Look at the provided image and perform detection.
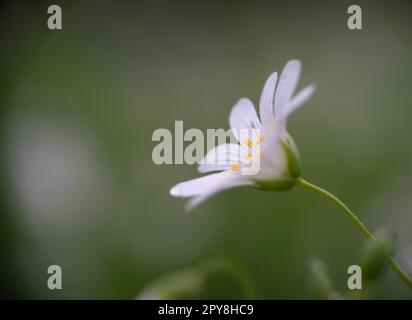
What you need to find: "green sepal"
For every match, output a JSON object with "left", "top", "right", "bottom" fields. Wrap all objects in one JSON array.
[{"left": 281, "top": 134, "right": 301, "bottom": 179}]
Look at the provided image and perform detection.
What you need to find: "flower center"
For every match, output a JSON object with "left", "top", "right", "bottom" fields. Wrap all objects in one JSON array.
[
  {"left": 232, "top": 135, "right": 266, "bottom": 171},
  {"left": 230, "top": 163, "right": 241, "bottom": 171},
  {"left": 244, "top": 135, "right": 264, "bottom": 147}
]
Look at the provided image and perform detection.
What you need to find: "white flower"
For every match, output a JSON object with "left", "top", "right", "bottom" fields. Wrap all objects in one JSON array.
[{"left": 170, "top": 60, "right": 315, "bottom": 209}]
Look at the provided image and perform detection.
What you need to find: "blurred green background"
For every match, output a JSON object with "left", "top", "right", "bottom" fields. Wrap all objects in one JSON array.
[{"left": 1, "top": 0, "right": 412, "bottom": 299}]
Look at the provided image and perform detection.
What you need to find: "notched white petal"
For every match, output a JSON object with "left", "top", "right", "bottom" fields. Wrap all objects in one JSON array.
[
  {"left": 284, "top": 84, "right": 316, "bottom": 117},
  {"left": 170, "top": 171, "right": 252, "bottom": 210},
  {"left": 259, "top": 72, "right": 277, "bottom": 130},
  {"left": 170, "top": 171, "right": 236, "bottom": 199},
  {"left": 185, "top": 176, "right": 253, "bottom": 210},
  {"left": 274, "top": 59, "right": 301, "bottom": 117},
  {"left": 229, "top": 98, "right": 262, "bottom": 142}
]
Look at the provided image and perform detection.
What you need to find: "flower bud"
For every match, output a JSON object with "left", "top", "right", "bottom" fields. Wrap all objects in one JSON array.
[{"left": 359, "top": 229, "right": 395, "bottom": 283}]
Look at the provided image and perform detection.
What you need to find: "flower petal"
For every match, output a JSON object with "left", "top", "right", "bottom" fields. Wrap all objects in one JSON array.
[
  {"left": 229, "top": 98, "right": 262, "bottom": 142},
  {"left": 259, "top": 72, "right": 277, "bottom": 130},
  {"left": 170, "top": 171, "right": 252, "bottom": 210},
  {"left": 198, "top": 143, "right": 248, "bottom": 173},
  {"left": 170, "top": 171, "right": 237, "bottom": 198},
  {"left": 283, "top": 85, "right": 315, "bottom": 117},
  {"left": 274, "top": 60, "right": 301, "bottom": 118},
  {"left": 258, "top": 121, "right": 287, "bottom": 179}
]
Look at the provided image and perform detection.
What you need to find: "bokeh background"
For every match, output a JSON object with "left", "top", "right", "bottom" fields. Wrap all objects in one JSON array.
[{"left": 1, "top": 0, "right": 412, "bottom": 299}]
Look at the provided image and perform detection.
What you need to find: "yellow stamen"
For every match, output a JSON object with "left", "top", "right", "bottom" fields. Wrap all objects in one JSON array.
[
  {"left": 245, "top": 138, "right": 253, "bottom": 147},
  {"left": 256, "top": 135, "right": 265, "bottom": 144},
  {"left": 230, "top": 163, "right": 241, "bottom": 171},
  {"left": 245, "top": 152, "right": 252, "bottom": 160}
]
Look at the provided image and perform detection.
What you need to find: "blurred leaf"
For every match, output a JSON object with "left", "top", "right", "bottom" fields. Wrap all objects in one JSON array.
[{"left": 307, "top": 258, "right": 342, "bottom": 300}]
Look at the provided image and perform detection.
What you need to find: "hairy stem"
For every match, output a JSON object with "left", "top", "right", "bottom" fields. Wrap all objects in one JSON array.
[{"left": 296, "top": 177, "right": 412, "bottom": 290}]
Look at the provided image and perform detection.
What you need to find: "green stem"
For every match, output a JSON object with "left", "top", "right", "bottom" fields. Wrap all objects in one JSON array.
[{"left": 296, "top": 177, "right": 412, "bottom": 290}]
